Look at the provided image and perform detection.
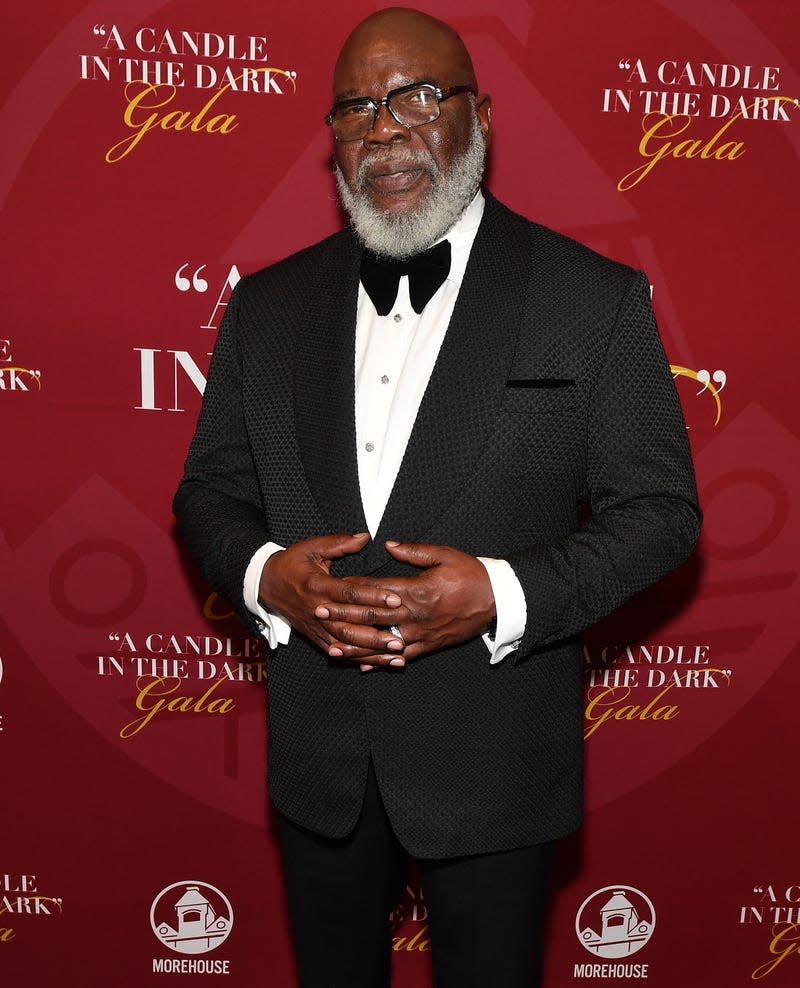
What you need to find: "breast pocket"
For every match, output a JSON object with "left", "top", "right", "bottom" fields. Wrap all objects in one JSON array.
[{"left": 496, "top": 382, "right": 588, "bottom": 484}]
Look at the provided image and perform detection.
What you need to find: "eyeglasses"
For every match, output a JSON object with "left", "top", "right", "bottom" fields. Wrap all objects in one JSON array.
[{"left": 325, "top": 81, "right": 475, "bottom": 142}]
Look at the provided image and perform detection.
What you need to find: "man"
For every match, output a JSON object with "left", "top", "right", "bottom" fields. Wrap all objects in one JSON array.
[{"left": 174, "top": 8, "right": 700, "bottom": 986}]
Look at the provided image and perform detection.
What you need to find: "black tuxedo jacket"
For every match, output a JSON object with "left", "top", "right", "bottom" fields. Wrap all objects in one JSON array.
[{"left": 174, "top": 192, "right": 700, "bottom": 857}]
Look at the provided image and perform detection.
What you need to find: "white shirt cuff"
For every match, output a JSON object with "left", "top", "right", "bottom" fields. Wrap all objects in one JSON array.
[
  {"left": 477, "top": 557, "right": 526, "bottom": 664},
  {"left": 243, "top": 542, "right": 292, "bottom": 648}
]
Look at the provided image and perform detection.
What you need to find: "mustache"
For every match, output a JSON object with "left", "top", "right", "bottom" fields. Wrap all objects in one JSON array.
[{"left": 356, "top": 148, "right": 437, "bottom": 187}]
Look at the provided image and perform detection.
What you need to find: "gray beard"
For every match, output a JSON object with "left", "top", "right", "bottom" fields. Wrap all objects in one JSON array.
[{"left": 334, "top": 112, "right": 486, "bottom": 259}]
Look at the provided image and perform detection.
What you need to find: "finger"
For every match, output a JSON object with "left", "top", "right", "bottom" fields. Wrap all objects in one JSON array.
[
  {"left": 310, "top": 531, "right": 371, "bottom": 560},
  {"left": 325, "top": 623, "right": 405, "bottom": 653},
  {"left": 360, "top": 657, "right": 406, "bottom": 672},
  {"left": 314, "top": 603, "right": 411, "bottom": 625},
  {"left": 304, "top": 573, "right": 402, "bottom": 610},
  {"left": 326, "top": 580, "right": 403, "bottom": 609},
  {"left": 299, "top": 620, "right": 404, "bottom": 663},
  {"left": 327, "top": 642, "right": 401, "bottom": 659},
  {"left": 362, "top": 658, "right": 406, "bottom": 669},
  {"left": 334, "top": 652, "right": 404, "bottom": 668},
  {"left": 398, "top": 640, "right": 429, "bottom": 661},
  {"left": 341, "top": 575, "right": 415, "bottom": 599},
  {"left": 384, "top": 540, "right": 447, "bottom": 569}
]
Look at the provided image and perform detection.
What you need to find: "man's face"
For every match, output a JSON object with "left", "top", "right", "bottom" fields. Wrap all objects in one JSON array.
[{"left": 332, "top": 30, "right": 491, "bottom": 218}]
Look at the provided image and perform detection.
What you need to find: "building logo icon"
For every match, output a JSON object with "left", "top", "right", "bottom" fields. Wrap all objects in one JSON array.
[
  {"left": 150, "top": 880, "right": 233, "bottom": 955},
  {"left": 575, "top": 885, "right": 655, "bottom": 958}
]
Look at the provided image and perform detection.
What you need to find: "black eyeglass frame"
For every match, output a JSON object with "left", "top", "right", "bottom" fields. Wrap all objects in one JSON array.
[{"left": 325, "top": 81, "right": 476, "bottom": 140}]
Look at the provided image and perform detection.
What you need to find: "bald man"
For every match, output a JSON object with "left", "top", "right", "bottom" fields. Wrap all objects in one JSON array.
[{"left": 175, "top": 8, "right": 700, "bottom": 986}]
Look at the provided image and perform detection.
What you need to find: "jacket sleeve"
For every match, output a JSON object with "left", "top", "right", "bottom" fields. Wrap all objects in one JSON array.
[
  {"left": 172, "top": 281, "right": 268, "bottom": 634},
  {"left": 506, "top": 270, "right": 701, "bottom": 653}
]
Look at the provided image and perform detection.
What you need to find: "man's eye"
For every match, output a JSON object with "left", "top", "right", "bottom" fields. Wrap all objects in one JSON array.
[
  {"left": 338, "top": 102, "right": 372, "bottom": 118},
  {"left": 405, "top": 88, "right": 436, "bottom": 107}
]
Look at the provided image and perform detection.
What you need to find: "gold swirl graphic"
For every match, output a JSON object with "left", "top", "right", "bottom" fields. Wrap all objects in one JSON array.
[{"left": 671, "top": 364, "right": 726, "bottom": 425}]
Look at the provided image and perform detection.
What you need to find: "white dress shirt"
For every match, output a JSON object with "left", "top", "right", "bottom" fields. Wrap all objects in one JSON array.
[{"left": 244, "top": 192, "right": 526, "bottom": 662}]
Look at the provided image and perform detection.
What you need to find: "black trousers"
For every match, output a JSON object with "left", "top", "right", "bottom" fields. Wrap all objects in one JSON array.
[{"left": 277, "top": 764, "right": 555, "bottom": 987}]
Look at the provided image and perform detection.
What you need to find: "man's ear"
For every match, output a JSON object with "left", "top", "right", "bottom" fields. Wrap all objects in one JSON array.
[{"left": 476, "top": 93, "right": 492, "bottom": 148}]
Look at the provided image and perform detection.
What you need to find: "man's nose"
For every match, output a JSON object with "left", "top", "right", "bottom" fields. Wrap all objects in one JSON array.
[{"left": 365, "top": 102, "right": 410, "bottom": 144}]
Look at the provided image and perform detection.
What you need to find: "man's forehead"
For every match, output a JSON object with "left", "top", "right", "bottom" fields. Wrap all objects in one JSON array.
[
  {"left": 334, "top": 49, "right": 449, "bottom": 100},
  {"left": 332, "top": 17, "right": 473, "bottom": 100}
]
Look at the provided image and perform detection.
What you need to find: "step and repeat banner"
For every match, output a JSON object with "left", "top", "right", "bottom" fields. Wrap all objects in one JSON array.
[{"left": 2, "top": 1, "right": 798, "bottom": 985}]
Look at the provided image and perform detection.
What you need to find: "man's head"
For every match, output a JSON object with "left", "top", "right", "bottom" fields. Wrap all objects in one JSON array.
[{"left": 329, "top": 8, "right": 492, "bottom": 258}]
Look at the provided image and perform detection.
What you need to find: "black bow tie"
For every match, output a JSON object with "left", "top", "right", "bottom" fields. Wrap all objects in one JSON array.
[{"left": 360, "top": 240, "right": 451, "bottom": 316}]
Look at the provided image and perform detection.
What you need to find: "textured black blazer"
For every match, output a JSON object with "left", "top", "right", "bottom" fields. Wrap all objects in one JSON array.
[{"left": 174, "top": 192, "right": 700, "bottom": 857}]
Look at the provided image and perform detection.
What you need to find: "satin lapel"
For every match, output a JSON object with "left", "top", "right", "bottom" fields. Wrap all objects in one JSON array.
[
  {"left": 292, "top": 231, "right": 369, "bottom": 543},
  {"left": 361, "top": 195, "right": 534, "bottom": 572}
]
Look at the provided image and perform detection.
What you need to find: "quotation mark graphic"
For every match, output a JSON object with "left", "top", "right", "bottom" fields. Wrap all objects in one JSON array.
[
  {"left": 618, "top": 58, "right": 631, "bottom": 70},
  {"left": 695, "top": 368, "right": 727, "bottom": 396},
  {"left": 175, "top": 263, "right": 209, "bottom": 293},
  {"left": 92, "top": 25, "right": 106, "bottom": 36}
]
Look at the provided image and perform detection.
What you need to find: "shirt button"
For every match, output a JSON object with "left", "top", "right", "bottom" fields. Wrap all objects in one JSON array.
[
  {"left": 381, "top": 375, "right": 389, "bottom": 384},
  {"left": 365, "top": 442, "right": 375, "bottom": 452},
  {"left": 393, "top": 313, "right": 402, "bottom": 323}
]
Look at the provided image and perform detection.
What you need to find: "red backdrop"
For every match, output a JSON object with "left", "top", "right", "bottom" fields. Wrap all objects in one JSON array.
[{"left": 2, "top": 1, "right": 799, "bottom": 984}]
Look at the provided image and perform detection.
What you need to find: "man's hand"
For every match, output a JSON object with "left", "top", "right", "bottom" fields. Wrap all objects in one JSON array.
[
  {"left": 259, "top": 533, "right": 408, "bottom": 667},
  {"left": 316, "top": 541, "right": 497, "bottom": 666}
]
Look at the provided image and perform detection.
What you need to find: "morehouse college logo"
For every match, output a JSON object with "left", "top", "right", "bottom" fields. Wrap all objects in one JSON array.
[
  {"left": 150, "top": 880, "right": 233, "bottom": 975},
  {"left": 574, "top": 885, "right": 655, "bottom": 980}
]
